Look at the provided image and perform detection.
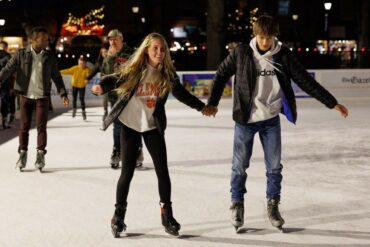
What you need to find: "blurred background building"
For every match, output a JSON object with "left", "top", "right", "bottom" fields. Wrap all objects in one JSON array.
[{"left": 0, "top": 0, "right": 369, "bottom": 70}]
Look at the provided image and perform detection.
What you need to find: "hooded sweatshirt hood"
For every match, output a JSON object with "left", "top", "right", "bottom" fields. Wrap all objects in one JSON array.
[
  {"left": 249, "top": 37, "right": 282, "bottom": 72},
  {"left": 248, "top": 37, "right": 283, "bottom": 123}
]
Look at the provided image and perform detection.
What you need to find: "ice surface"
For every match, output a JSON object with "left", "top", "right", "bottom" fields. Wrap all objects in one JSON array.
[{"left": 0, "top": 97, "right": 369, "bottom": 246}]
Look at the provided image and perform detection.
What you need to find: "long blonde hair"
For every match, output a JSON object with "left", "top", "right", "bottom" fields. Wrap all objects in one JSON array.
[{"left": 116, "top": 33, "right": 175, "bottom": 98}]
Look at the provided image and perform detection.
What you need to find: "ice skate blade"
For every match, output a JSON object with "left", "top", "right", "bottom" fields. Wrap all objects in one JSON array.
[
  {"left": 15, "top": 165, "right": 25, "bottom": 172},
  {"left": 111, "top": 228, "right": 121, "bottom": 238},
  {"left": 165, "top": 228, "right": 179, "bottom": 237},
  {"left": 276, "top": 226, "right": 284, "bottom": 233},
  {"left": 111, "top": 225, "right": 126, "bottom": 238},
  {"left": 111, "top": 163, "right": 119, "bottom": 169}
]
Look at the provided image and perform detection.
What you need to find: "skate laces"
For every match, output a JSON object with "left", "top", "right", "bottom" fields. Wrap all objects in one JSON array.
[
  {"left": 268, "top": 200, "right": 282, "bottom": 219},
  {"left": 36, "top": 152, "right": 45, "bottom": 163},
  {"left": 230, "top": 202, "right": 244, "bottom": 221}
]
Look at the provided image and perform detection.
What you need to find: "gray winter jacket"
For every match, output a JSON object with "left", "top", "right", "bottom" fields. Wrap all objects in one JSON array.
[{"left": 0, "top": 46, "right": 67, "bottom": 97}]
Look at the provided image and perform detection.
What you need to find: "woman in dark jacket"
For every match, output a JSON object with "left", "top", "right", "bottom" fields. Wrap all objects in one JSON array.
[{"left": 92, "top": 32, "right": 205, "bottom": 237}]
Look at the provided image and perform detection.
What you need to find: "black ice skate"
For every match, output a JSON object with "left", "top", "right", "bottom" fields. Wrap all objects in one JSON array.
[
  {"left": 16, "top": 150, "right": 27, "bottom": 171},
  {"left": 2, "top": 118, "right": 11, "bottom": 129},
  {"left": 110, "top": 146, "right": 120, "bottom": 169},
  {"left": 35, "top": 150, "right": 46, "bottom": 172},
  {"left": 160, "top": 202, "right": 181, "bottom": 236},
  {"left": 267, "top": 198, "right": 285, "bottom": 232},
  {"left": 82, "top": 110, "right": 87, "bottom": 120},
  {"left": 230, "top": 201, "right": 244, "bottom": 231},
  {"left": 111, "top": 206, "right": 127, "bottom": 238},
  {"left": 7, "top": 114, "right": 15, "bottom": 125},
  {"left": 72, "top": 108, "right": 76, "bottom": 118}
]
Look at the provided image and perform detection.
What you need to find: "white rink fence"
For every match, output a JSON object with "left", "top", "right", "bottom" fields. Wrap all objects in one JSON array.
[{"left": 50, "top": 69, "right": 370, "bottom": 107}]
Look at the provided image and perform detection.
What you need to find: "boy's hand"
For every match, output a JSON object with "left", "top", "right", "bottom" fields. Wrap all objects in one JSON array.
[
  {"left": 202, "top": 104, "right": 218, "bottom": 117},
  {"left": 335, "top": 104, "right": 348, "bottom": 118},
  {"left": 62, "top": 96, "right": 69, "bottom": 107}
]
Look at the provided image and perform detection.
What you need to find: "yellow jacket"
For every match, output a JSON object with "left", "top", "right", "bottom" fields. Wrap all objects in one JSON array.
[{"left": 60, "top": 66, "right": 90, "bottom": 88}]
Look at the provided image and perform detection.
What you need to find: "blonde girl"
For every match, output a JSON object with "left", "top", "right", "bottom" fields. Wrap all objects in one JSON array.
[{"left": 92, "top": 33, "right": 206, "bottom": 237}]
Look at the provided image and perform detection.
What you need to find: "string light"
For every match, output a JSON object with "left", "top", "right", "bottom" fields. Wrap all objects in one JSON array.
[{"left": 63, "top": 6, "right": 105, "bottom": 35}]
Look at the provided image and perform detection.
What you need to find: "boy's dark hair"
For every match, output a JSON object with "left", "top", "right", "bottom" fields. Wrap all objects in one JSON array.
[
  {"left": 29, "top": 26, "right": 48, "bottom": 39},
  {"left": 253, "top": 14, "right": 279, "bottom": 36},
  {"left": 0, "top": 40, "right": 8, "bottom": 48}
]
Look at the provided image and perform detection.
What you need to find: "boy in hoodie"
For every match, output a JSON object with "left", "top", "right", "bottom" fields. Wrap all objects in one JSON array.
[{"left": 203, "top": 15, "right": 348, "bottom": 231}]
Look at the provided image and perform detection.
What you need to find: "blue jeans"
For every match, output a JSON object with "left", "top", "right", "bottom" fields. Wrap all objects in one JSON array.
[{"left": 231, "top": 116, "right": 283, "bottom": 202}]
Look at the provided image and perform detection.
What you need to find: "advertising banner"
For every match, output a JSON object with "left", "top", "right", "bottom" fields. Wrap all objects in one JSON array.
[{"left": 178, "top": 72, "right": 232, "bottom": 98}]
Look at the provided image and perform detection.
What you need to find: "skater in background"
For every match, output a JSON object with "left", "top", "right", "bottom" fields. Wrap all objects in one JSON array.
[
  {"left": 0, "top": 41, "right": 15, "bottom": 129},
  {"left": 88, "top": 29, "right": 144, "bottom": 169},
  {"left": 92, "top": 32, "right": 207, "bottom": 237},
  {"left": 60, "top": 56, "right": 90, "bottom": 120},
  {"left": 0, "top": 26, "right": 69, "bottom": 171},
  {"left": 87, "top": 43, "right": 109, "bottom": 88},
  {"left": 86, "top": 42, "right": 108, "bottom": 104},
  {"left": 202, "top": 14, "right": 348, "bottom": 231}
]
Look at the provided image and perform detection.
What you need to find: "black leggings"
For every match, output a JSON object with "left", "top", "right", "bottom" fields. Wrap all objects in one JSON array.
[
  {"left": 115, "top": 125, "right": 171, "bottom": 209},
  {"left": 72, "top": 87, "right": 86, "bottom": 110}
]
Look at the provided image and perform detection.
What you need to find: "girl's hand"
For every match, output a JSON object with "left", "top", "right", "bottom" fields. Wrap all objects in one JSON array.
[{"left": 92, "top": 85, "right": 103, "bottom": 95}]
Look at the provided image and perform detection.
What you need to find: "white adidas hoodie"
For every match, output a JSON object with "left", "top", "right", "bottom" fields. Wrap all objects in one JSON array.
[{"left": 248, "top": 37, "right": 283, "bottom": 123}]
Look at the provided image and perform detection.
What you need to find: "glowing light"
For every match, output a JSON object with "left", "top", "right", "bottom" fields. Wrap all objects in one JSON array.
[
  {"left": 132, "top": 6, "right": 139, "bottom": 13},
  {"left": 62, "top": 6, "right": 105, "bottom": 36},
  {"left": 324, "top": 2, "right": 332, "bottom": 11}
]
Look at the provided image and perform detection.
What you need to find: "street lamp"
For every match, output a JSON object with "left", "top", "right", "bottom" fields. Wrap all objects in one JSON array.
[
  {"left": 292, "top": 15, "right": 299, "bottom": 49},
  {"left": 324, "top": 2, "right": 332, "bottom": 32},
  {"left": 0, "top": 19, "right": 5, "bottom": 39},
  {"left": 324, "top": 2, "right": 332, "bottom": 53}
]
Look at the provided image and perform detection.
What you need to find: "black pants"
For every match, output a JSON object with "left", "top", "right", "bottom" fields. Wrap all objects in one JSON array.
[
  {"left": 72, "top": 87, "right": 86, "bottom": 110},
  {"left": 115, "top": 125, "right": 171, "bottom": 210},
  {"left": 0, "top": 91, "right": 10, "bottom": 118}
]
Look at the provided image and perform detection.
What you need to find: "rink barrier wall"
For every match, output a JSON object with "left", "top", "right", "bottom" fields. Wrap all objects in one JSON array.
[{"left": 50, "top": 69, "right": 370, "bottom": 107}]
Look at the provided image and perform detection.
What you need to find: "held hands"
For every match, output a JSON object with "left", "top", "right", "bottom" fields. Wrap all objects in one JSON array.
[
  {"left": 335, "top": 104, "right": 349, "bottom": 118},
  {"left": 91, "top": 85, "right": 103, "bottom": 95},
  {"left": 201, "top": 104, "right": 218, "bottom": 117},
  {"left": 62, "top": 96, "right": 69, "bottom": 107}
]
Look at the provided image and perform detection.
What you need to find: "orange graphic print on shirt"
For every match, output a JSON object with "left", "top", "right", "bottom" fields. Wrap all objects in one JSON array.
[{"left": 136, "top": 81, "right": 160, "bottom": 108}]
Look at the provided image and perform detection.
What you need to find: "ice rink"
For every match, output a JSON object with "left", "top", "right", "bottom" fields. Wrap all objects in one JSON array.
[{"left": 0, "top": 97, "right": 369, "bottom": 247}]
